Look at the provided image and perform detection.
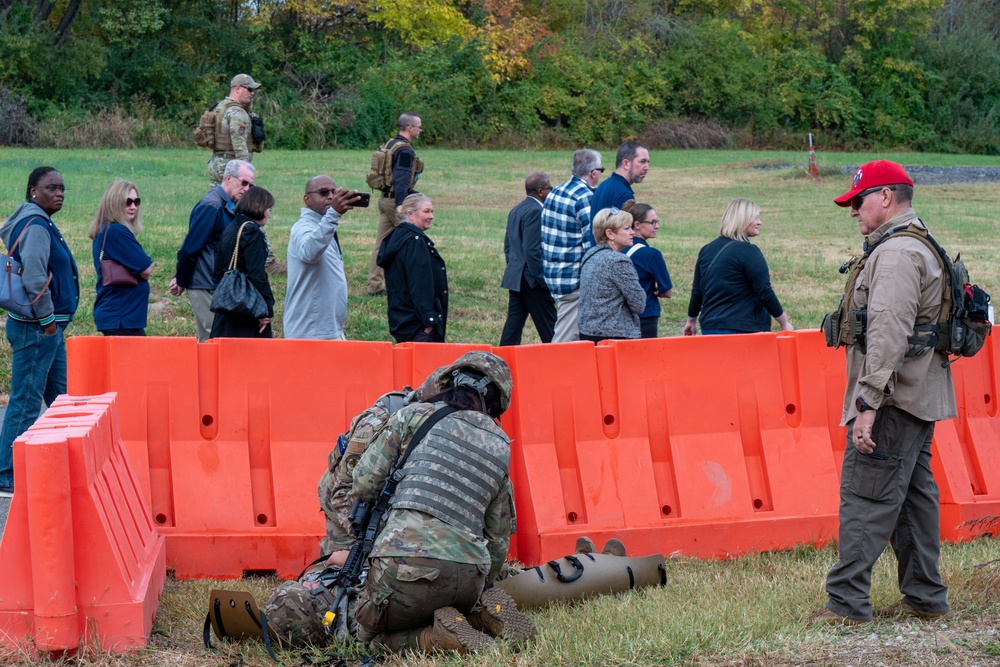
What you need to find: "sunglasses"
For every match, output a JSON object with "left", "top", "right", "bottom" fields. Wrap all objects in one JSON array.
[
  {"left": 850, "top": 185, "right": 896, "bottom": 210},
  {"left": 125, "top": 197, "right": 141, "bottom": 207},
  {"left": 240, "top": 179, "right": 254, "bottom": 188},
  {"left": 593, "top": 167, "right": 606, "bottom": 173},
  {"left": 306, "top": 188, "right": 335, "bottom": 197}
]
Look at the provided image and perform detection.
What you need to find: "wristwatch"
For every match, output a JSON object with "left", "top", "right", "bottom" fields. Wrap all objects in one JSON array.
[{"left": 855, "top": 396, "right": 875, "bottom": 413}]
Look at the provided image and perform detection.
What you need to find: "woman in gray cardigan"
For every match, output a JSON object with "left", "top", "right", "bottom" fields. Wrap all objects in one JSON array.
[{"left": 578, "top": 206, "right": 646, "bottom": 341}]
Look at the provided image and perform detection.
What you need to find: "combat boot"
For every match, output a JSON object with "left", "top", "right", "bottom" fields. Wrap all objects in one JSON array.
[
  {"left": 601, "top": 538, "right": 626, "bottom": 557},
  {"left": 468, "top": 588, "right": 537, "bottom": 643},
  {"left": 418, "top": 607, "right": 496, "bottom": 654}
]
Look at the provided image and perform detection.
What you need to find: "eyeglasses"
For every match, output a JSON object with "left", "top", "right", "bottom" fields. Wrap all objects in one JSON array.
[
  {"left": 41, "top": 184, "right": 65, "bottom": 193},
  {"left": 306, "top": 188, "right": 335, "bottom": 197},
  {"left": 850, "top": 185, "right": 896, "bottom": 210},
  {"left": 125, "top": 197, "right": 141, "bottom": 207},
  {"left": 593, "top": 167, "right": 605, "bottom": 173},
  {"left": 641, "top": 219, "right": 660, "bottom": 226}
]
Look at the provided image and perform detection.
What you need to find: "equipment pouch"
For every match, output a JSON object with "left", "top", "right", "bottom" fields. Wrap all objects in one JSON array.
[
  {"left": 822, "top": 311, "right": 840, "bottom": 348},
  {"left": 849, "top": 308, "right": 868, "bottom": 353}
]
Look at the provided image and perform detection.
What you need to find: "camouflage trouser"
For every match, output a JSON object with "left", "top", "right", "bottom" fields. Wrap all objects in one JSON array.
[
  {"left": 355, "top": 556, "right": 488, "bottom": 652},
  {"left": 264, "top": 578, "right": 360, "bottom": 648},
  {"left": 207, "top": 155, "right": 235, "bottom": 188},
  {"left": 317, "top": 468, "right": 355, "bottom": 554}
]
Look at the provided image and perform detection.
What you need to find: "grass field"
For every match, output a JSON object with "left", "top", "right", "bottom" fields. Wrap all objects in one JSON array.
[
  {"left": 2, "top": 147, "right": 1000, "bottom": 396},
  {"left": 1, "top": 148, "right": 999, "bottom": 666}
]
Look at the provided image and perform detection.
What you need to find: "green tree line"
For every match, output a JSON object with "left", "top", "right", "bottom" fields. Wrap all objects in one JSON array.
[{"left": 1, "top": 0, "right": 999, "bottom": 153}]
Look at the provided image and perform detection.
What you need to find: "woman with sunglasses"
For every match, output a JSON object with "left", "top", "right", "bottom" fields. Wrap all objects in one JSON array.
[
  {"left": 0, "top": 166, "right": 80, "bottom": 497},
  {"left": 578, "top": 206, "right": 646, "bottom": 341},
  {"left": 684, "top": 198, "right": 792, "bottom": 336},
  {"left": 622, "top": 201, "right": 672, "bottom": 338},
  {"left": 89, "top": 180, "right": 154, "bottom": 336}
]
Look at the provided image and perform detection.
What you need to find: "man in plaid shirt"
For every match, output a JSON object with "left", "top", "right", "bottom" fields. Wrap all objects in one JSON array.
[{"left": 541, "top": 149, "right": 604, "bottom": 342}]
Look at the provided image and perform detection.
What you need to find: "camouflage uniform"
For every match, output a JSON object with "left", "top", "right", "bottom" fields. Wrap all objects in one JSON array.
[
  {"left": 351, "top": 401, "right": 516, "bottom": 651},
  {"left": 317, "top": 389, "right": 414, "bottom": 554},
  {"left": 207, "top": 99, "right": 252, "bottom": 187}
]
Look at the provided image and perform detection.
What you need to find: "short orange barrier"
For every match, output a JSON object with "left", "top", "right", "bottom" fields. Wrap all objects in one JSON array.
[{"left": 0, "top": 395, "right": 166, "bottom": 653}]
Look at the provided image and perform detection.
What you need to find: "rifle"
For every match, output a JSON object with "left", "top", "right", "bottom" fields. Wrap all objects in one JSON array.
[{"left": 318, "top": 405, "right": 459, "bottom": 631}]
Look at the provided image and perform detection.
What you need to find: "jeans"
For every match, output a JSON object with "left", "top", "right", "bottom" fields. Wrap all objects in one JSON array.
[{"left": 0, "top": 318, "right": 67, "bottom": 487}]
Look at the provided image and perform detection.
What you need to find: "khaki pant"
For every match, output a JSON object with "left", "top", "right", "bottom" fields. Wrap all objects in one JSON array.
[
  {"left": 187, "top": 289, "right": 215, "bottom": 343},
  {"left": 825, "top": 406, "right": 949, "bottom": 620},
  {"left": 355, "top": 555, "right": 488, "bottom": 652},
  {"left": 551, "top": 290, "right": 581, "bottom": 343},
  {"left": 367, "top": 196, "right": 400, "bottom": 294}
]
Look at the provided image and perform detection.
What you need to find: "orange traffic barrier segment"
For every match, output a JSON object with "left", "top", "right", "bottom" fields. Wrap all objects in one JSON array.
[
  {"left": 0, "top": 395, "right": 166, "bottom": 654},
  {"left": 932, "top": 332, "right": 1000, "bottom": 540},
  {"left": 64, "top": 332, "right": 1000, "bottom": 576}
]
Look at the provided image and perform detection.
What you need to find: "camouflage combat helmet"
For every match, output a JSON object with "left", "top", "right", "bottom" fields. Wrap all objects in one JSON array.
[{"left": 418, "top": 351, "right": 513, "bottom": 414}]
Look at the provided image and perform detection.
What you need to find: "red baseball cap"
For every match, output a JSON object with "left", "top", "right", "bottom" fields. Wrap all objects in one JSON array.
[{"left": 834, "top": 160, "right": 913, "bottom": 207}]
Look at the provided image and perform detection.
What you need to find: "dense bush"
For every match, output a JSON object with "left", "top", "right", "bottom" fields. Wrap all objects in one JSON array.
[{"left": 1, "top": 0, "right": 998, "bottom": 153}]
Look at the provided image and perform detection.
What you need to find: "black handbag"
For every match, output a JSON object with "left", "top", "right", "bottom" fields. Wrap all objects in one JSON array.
[{"left": 210, "top": 221, "right": 268, "bottom": 319}]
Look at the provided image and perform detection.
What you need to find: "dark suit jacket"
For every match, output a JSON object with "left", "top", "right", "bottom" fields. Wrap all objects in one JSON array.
[{"left": 501, "top": 196, "right": 545, "bottom": 291}]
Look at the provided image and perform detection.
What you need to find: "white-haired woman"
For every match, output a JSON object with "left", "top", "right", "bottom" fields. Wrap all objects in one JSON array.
[
  {"left": 578, "top": 207, "right": 646, "bottom": 341},
  {"left": 89, "top": 180, "right": 153, "bottom": 335},
  {"left": 684, "top": 198, "right": 792, "bottom": 336},
  {"left": 377, "top": 194, "right": 448, "bottom": 342}
]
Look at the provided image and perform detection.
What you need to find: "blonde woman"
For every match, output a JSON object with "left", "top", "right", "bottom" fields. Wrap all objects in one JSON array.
[
  {"left": 578, "top": 207, "right": 646, "bottom": 341},
  {"left": 88, "top": 180, "right": 153, "bottom": 335},
  {"left": 376, "top": 194, "right": 448, "bottom": 342},
  {"left": 684, "top": 198, "right": 792, "bottom": 336}
]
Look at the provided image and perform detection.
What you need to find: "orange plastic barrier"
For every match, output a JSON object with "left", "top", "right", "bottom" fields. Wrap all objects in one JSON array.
[
  {"left": 501, "top": 334, "right": 844, "bottom": 563},
  {"left": 933, "top": 333, "right": 1000, "bottom": 540},
  {"left": 67, "top": 336, "right": 401, "bottom": 578},
  {"left": 0, "top": 395, "right": 166, "bottom": 653},
  {"left": 63, "top": 332, "right": 1000, "bottom": 577}
]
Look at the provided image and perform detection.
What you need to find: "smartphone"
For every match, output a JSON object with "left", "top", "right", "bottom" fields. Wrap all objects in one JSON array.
[{"left": 352, "top": 192, "right": 371, "bottom": 208}]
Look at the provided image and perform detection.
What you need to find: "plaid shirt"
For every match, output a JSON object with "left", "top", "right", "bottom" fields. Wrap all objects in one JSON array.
[{"left": 541, "top": 176, "right": 595, "bottom": 297}]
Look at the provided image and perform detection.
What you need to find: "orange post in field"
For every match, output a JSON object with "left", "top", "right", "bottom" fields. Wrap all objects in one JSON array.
[{"left": 0, "top": 396, "right": 166, "bottom": 655}]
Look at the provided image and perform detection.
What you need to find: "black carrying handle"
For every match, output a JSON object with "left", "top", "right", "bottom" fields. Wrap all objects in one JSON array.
[{"left": 547, "top": 555, "right": 585, "bottom": 583}]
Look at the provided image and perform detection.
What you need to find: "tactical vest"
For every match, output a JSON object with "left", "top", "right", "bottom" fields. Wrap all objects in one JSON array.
[
  {"left": 366, "top": 137, "right": 424, "bottom": 194},
  {"left": 391, "top": 411, "right": 509, "bottom": 536},
  {"left": 213, "top": 98, "right": 245, "bottom": 155},
  {"left": 823, "top": 222, "right": 990, "bottom": 360}
]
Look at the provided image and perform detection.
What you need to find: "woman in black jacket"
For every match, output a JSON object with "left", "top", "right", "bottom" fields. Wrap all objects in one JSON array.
[
  {"left": 210, "top": 187, "right": 275, "bottom": 338},
  {"left": 377, "top": 194, "right": 448, "bottom": 342},
  {"left": 684, "top": 198, "right": 793, "bottom": 335}
]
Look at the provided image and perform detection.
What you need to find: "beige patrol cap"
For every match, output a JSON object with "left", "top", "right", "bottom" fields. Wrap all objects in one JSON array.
[{"left": 230, "top": 73, "right": 262, "bottom": 89}]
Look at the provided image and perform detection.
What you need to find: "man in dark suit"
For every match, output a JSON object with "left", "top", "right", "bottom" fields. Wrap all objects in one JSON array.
[{"left": 499, "top": 172, "right": 556, "bottom": 345}]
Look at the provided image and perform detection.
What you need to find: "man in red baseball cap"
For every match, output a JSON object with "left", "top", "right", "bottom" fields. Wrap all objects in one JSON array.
[{"left": 816, "top": 160, "right": 955, "bottom": 625}]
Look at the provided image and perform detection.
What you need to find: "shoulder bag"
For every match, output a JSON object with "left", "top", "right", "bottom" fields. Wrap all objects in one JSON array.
[
  {"left": 100, "top": 224, "right": 139, "bottom": 287},
  {"left": 210, "top": 221, "right": 268, "bottom": 319},
  {"left": 1, "top": 220, "right": 53, "bottom": 318}
]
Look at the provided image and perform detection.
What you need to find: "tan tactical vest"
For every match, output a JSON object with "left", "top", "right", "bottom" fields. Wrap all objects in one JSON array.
[{"left": 213, "top": 98, "right": 245, "bottom": 155}]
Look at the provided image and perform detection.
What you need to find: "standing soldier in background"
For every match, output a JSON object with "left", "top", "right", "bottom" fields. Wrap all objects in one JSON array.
[
  {"left": 366, "top": 112, "right": 424, "bottom": 297},
  {"left": 201, "top": 74, "right": 263, "bottom": 188}
]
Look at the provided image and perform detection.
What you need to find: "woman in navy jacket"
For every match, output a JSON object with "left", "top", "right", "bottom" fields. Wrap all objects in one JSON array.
[{"left": 89, "top": 180, "right": 154, "bottom": 335}]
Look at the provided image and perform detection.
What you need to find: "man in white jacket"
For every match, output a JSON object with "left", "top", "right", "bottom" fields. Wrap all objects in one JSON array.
[{"left": 284, "top": 175, "right": 363, "bottom": 339}]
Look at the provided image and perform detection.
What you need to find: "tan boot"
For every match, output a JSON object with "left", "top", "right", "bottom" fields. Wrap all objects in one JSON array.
[
  {"left": 575, "top": 536, "right": 597, "bottom": 554},
  {"left": 418, "top": 607, "right": 496, "bottom": 654},
  {"left": 468, "top": 588, "right": 537, "bottom": 643},
  {"left": 601, "top": 538, "right": 626, "bottom": 557}
]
